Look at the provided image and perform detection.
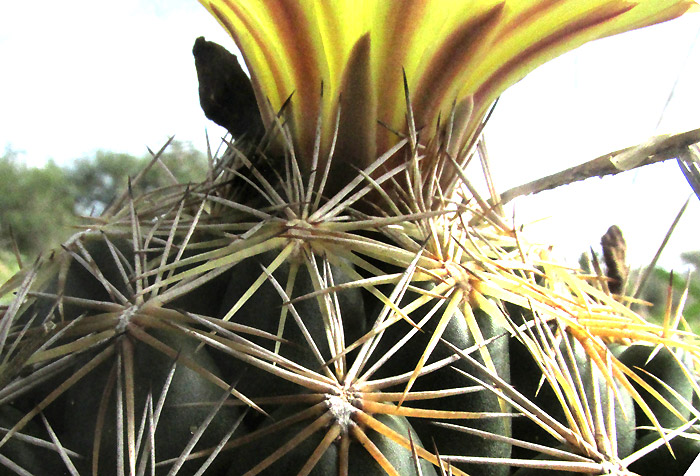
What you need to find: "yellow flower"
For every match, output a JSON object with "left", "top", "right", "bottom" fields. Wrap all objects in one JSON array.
[{"left": 199, "top": 0, "right": 696, "bottom": 193}]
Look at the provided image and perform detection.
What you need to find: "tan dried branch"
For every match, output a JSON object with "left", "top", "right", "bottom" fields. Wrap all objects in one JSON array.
[{"left": 496, "top": 126, "right": 700, "bottom": 205}]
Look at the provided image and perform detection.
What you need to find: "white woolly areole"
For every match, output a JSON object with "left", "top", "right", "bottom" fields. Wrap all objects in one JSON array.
[
  {"left": 116, "top": 305, "right": 138, "bottom": 334},
  {"left": 326, "top": 394, "right": 355, "bottom": 434}
]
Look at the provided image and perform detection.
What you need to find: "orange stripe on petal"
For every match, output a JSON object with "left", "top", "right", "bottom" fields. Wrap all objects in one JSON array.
[
  {"left": 210, "top": 3, "right": 288, "bottom": 124},
  {"left": 264, "top": 1, "right": 325, "bottom": 153},
  {"left": 412, "top": 3, "right": 505, "bottom": 134},
  {"left": 474, "top": 3, "right": 636, "bottom": 116},
  {"left": 374, "top": 1, "right": 431, "bottom": 128},
  {"left": 498, "top": 0, "right": 562, "bottom": 38}
]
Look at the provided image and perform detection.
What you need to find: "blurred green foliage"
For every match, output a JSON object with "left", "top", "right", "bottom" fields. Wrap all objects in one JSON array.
[
  {"left": 635, "top": 251, "right": 700, "bottom": 328},
  {"left": 0, "top": 142, "right": 207, "bottom": 262},
  {"left": 68, "top": 141, "right": 207, "bottom": 215},
  {"left": 579, "top": 246, "right": 700, "bottom": 331},
  {"left": 0, "top": 250, "right": 20, "bottom": 290},
  {"left": 0, "top": 150, "right": 75, "bottom": 259}
]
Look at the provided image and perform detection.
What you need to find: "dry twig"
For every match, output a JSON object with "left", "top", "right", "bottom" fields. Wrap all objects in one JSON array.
[{"left": 497, "top": 126, "right": 700, "bottom": 205}]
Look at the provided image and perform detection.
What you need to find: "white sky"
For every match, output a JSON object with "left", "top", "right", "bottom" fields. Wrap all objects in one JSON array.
[{"left": 1, "top": 2, "right": 699, "bottom": 270}]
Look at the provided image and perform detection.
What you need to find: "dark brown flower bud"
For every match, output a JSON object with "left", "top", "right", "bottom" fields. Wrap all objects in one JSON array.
[
  {"left": 193, "top": 36, "right": 263, "bottom": 141},
  {"left": 601, "top": 225, "right": 628, "bottom": 295}
]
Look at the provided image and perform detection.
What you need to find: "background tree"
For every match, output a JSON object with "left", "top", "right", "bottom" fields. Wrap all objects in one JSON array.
[
  {"left": 67, "top": 140, "right": 208, "bottom": 215},
  {"left": 0, "top": 141, "right": 207, "bottom": 261},
  {"left": 581, "top": 239, "right": 700, "bottom": 331},
  {"left": 0, "top": 148, "right": 75, "bottom": 258},
  {"left": 635, "top": 254, "right": 700, "bottom": 327}
]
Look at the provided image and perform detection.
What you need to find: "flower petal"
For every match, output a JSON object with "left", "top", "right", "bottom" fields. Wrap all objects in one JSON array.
[{"left": 199, "top": 0, "right": 698, "bottom": 191}]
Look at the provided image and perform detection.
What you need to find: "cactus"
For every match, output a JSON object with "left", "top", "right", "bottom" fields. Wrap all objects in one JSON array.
[{"left": 1, "top": 1, "right": 700, "bottom": 475}]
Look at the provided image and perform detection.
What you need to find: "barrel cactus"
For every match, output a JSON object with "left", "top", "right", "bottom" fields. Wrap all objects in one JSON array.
[{"left": 1, "top": 1, "right": 699, "bottom": 475}]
